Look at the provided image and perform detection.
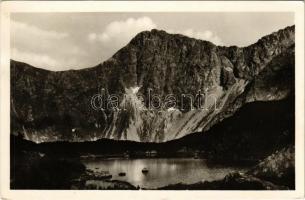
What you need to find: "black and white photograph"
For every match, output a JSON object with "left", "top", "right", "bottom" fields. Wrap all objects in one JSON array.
[{"left": 0, "top": 1, "right": 304, "bottom": 199}]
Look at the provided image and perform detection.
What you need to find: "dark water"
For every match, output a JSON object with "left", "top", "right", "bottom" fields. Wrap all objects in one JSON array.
[{"left": 82, "top": 158, "right": 248, "bottom": 188}]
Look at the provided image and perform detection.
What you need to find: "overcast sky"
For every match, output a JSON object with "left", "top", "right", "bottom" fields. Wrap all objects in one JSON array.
[{"left": 11, "top": 12, "right": 294, "bottom": 71}]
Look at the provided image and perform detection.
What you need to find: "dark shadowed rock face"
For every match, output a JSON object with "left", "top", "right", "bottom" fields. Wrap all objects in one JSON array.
[
  {"left": 158, "top": 172, "right": 288, "bottom": 190},
  {"left": 11, "top": 25, "right": 295, "bottom": 143},
  {"left": 248, "top": 145, "right": 295, "bottom": 188},
  {"left": 10, "top": 149, "right": 86, "bottom": 189}
]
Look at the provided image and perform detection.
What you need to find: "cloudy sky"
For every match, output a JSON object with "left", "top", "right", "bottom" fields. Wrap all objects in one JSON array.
[{"left": 11, "top": 12, "right": 294, "bottom": 71}]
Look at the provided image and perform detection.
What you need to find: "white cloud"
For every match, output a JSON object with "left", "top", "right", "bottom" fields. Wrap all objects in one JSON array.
[
  {"left": 11, "top": 48, "right": 60, "bottom": 69},
  {"left": 89, "top": 17, "right": 222, "bottom": 61},
  {"left": 88, "top": 33, "right": 97, "bottom": 42},
  {"left": 11, "top": 20, "right": 68, "bottom": 40},
  {"left": 11, "top": 20, "right": 68, "bottom": 55},
  {"left": 11, "top": 20, "right": 87, "bottom": 70},
  {"left": 99, "top": 17, "right": 156, "bottom": 42},
  {"left": 11, "top": 48, "right": 85, "bottom": 71},
  {"left": 87, "top": 17, "right": 157, "bottom": 59},
  {"left": 11, "top": 17, "right": 223, "bottom": 71},
  {"left": 92, "top": 16, "right": 223, "bottom": 46},
  {"left": 168, "top": 28, "right": 223, "bottom": 45},
  {"left": 96, "top": 17, "right": 156, "bottom": 43}
]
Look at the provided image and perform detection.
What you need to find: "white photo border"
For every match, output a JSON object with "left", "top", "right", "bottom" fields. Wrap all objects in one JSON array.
[{"left": 0, "top": 1, "right": 304, "bottom": 199}]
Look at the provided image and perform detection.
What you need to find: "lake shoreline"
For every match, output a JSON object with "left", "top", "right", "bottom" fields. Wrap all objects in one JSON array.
[
  {"left": 71, "top": 170, "right": 290, "bottom": 190},
  {"left": 81, "top": 157, "right": 249, "bottom": 189},
  {"left": 10, "top": 136, "right": 294, "bottom": 190}
]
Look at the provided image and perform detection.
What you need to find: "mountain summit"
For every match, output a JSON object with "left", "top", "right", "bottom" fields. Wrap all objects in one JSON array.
[{"left": 11, "top": 25, "right": 295, "bottom": 143}]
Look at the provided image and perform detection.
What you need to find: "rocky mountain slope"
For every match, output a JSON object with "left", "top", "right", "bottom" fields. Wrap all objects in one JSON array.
[{"left": 11, "top": 25, "right": 295, "bottom": 143}]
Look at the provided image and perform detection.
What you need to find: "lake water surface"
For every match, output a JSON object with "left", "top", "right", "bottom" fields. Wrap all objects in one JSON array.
[{"left": 82, "top": 158, "right": 247, "bottom": 188}]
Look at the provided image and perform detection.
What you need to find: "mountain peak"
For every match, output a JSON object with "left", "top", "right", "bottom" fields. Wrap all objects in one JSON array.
[
  {"left": 129, "top": 28, "right": 216, "bottom": 48},
  {"left": 251, "top": 25, "right": 294, "bottom": 48},
  {"left": 11, "top": 25, "right": 295, "bottom": 143},
  {"left": 130, "top": 25, "right": 294, "bottom": 50}
]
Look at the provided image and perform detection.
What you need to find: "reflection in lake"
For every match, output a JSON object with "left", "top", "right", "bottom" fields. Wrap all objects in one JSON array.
[{"left": 82, "top": 158, "right": 247, "bottom": 188}]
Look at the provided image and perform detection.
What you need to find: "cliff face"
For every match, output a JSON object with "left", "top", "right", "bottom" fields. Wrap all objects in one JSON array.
[{"left": 11, "top": 25, "right": 295, "bottom": 143}]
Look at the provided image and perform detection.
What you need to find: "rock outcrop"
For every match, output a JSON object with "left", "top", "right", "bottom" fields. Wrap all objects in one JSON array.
[
  {"left": 159, "top": 146, "right": 295, "bottom": 190},
  {"left": 158, "top": 172, "right": 288, "bottom": 190},
  {"left": 249, "top": 145, "right": 295, "bottom": 188},
  {"left": 11, "top": 25, "right": 295, "bottom": 143}
]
